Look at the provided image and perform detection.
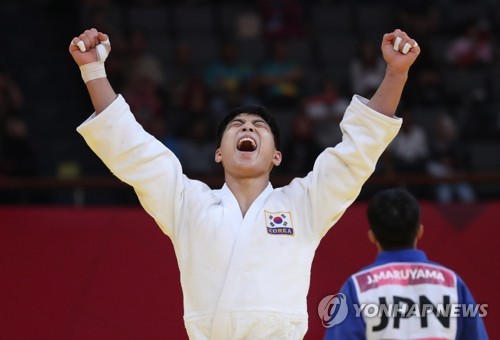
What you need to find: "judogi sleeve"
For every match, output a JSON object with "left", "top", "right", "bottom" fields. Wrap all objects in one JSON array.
[
  {"left": 76, "top": 95, "right": 184, "bottom": 238},
  {"left": 456, "top": 275, "right": 489, "bottom": 340},
  {"left": 324, "top": 278, "right": 365, "bottom": 340},
  {"left": 306, "top": 95, "right": 401, "bottom": 237}
]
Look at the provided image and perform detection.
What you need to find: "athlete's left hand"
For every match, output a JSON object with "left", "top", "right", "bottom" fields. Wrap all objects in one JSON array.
[{"left": 381, "top": 29, "right": 420, "bottom": 75}]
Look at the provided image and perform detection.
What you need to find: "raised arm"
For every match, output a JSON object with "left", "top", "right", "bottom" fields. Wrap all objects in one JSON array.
[
  {"left": 68, "top": 28, "right": 116, "bottom": 113},
  {"left": 367, "top": 29, "right": 421, "bottom": 117},
  {"left": 293, "top": 29, "right": 420, "bottom": 237},
  {"left": 68, "top": 29, "right": 190, "bottom": 238}
]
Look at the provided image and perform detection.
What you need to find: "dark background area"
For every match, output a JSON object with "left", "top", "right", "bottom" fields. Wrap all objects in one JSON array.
[{"left": 0, "top": 0, "right": 499, "bottom": 205}]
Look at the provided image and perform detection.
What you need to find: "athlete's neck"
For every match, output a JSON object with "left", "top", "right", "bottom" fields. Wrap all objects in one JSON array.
[{"left": 225, "top": 175, "right": 270, "bottom": 217}]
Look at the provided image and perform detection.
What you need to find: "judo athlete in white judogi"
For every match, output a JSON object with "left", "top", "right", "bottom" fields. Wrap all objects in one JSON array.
[{"left": 69, "top": 28, "right": 420, "bottom": 339}]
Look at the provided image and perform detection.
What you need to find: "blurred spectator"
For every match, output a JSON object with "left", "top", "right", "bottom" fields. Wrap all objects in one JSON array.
[
  {"left": 147, "top": 115, "right": 182, "bottom": 159},
  {"left": 124, "top": 30, "right": 166, "bottom": 88},
  {"left": 80, "top": 1, "right": 123, "bottom": 39},
  {"left": 403, "top": 41, "right": 444, "bottom": 106},
  {"left": 167, "top": 76, "right": 215, "bottom": 140},
  {"left": 385, "top": 107, "right": 431, "bottom": 198},
  {"left": 112, "top": 30, "right": 168, "bottom": 122},
  {"left": 279, "top": 112, "right": 322, "bottom": 176},
  {"left": 165, "top": 42, "right": 199, "bottom": 111},
  {"left": 0, "top": 74, "right": 24, "bottom": 129},
  {"left": 395, "top": 0, "right": 441, "bottom": 42},
  {"left": 302, "top": 78, "right": 349, "bottom": 148},
  {"left": 387, "top": 107, "right": 430, "bottom": 175},
  {"left": 427, "top": 114, "right": 475, "bottom": 203},
  {"left": 234, "top": 11, "right": 262, "bottom": 40},
  {"left": 457, "top": 87, "right": 498, "bottom": 141},
  {"left": 350, "top": 39, "right": 386, "bottom": 98},
  {"left": 181, "top": 78, "right": 210, "bottom": 118},
  {"left": 204, "top": 41, "right": 256, "bottom": 116},
  {"left": 179, "top": 117, "right": 218, "bottom": 176},
  {"left": 258, "top": 41, "right": 303, "bottom": 108},
  {"left": 118, "top": 23, "right": 169, "bottom": 132},
  {"left": 122, "top": 72, "right": 167, "bottom": 133},
  {"left": 0, "top": 116, "right": 37, "bottom": 178},
  {"left": 0, "top": 114, "right": 44, "bottom": 204},
  {"left": 446, "top": 19, "right": 494, "bottom": 69},
  {"left": 259, "top": 0, "right": 307, "bottom": 40}
]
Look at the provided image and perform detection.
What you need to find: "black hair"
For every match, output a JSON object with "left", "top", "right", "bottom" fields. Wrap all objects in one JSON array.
[
  {"left": 367, "top": 188, "right": 421, "bottom": 250},
  {"left": 215, "top": 105, "right": 281, "bottom": 150}
]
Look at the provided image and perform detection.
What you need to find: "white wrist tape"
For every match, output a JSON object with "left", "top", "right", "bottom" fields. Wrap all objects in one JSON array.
[
  {"left": 79, "top": 44, "right": 109, "bottom": 83},
  {"left": 80, "top": 61, "right": 106, "bottom": 83}
]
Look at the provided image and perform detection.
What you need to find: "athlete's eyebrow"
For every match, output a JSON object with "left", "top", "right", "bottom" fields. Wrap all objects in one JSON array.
[
  {"left": 228, "top": 116, "right": 269, "bottom": 128},
  {"left": 234, "top": 116, "right": 267, "bottom": 123},
  {"left": 251, "top": 118, "right": 267, "bottom": 125},
  {"left": 230, "top": 117, "right": 246, "bottom": 124}
]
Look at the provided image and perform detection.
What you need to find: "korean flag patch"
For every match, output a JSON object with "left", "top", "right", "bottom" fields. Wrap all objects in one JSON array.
[{"left": 265, "top": 211, "right": 294, "bottom": 236}]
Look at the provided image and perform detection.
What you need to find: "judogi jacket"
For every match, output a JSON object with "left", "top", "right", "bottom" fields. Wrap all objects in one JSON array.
[{"left": 77, "top": 94, "right": 401, "bottom": 339}]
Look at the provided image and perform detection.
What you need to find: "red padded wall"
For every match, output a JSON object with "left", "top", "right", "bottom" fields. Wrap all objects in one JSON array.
[{"left": 1, "top": 202, "right": 496, "bottom": 339}]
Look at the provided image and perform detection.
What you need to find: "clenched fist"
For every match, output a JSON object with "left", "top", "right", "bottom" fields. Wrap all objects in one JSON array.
[
  {"left": 69, "top": 28, "right": 111, "bottom": 66},
  {"left": 381, "top": 29, "right": 420, "bottom": 75}
]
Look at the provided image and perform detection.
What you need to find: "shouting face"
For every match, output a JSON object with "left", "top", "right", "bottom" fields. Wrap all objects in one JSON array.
[{"left": 215, "top": 113, "right": 282, "bottom": 179}]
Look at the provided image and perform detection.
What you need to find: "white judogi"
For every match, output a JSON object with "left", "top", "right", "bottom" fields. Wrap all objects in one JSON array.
[{"left": 77, "top": 94, "right": 401, "bottom": 339}]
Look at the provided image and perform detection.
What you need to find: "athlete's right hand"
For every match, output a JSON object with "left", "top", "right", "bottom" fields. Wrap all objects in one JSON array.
[{"left": 69, "top": 28, "right": 111, "bottom": 67}]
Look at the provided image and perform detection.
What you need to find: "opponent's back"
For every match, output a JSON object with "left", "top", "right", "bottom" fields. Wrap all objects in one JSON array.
[{"left": 352, "top": 261, "right": 458, "bottom": 339}]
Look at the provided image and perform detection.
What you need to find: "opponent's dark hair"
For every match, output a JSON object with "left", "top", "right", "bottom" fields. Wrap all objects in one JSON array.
[
  {"left": 215, "top": 105, "right": 281, "bottom": 150},
  {"left": 367, "top": 188, "right": 421, "bottom": 250}
]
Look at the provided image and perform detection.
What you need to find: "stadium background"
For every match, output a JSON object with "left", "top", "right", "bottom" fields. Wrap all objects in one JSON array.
[{"left": 0, "top": 0, "right": 498, "bottom": 339}]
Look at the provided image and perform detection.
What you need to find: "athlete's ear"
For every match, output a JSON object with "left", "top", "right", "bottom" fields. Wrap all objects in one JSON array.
[
  {"left": 417, "top": 224, "right": 424, "bottom": 240},
  {"left": 215, "top": 148, "right": 222, "bottom": 163},
  {"left": 368, "top": 230, "right": 377, "bottom": 244},
  {"left": 272, "top": 150, "right": 282, "bottom": 166},
  {"left": 368, "top": 230, "right": 383, "bottom": 253}
]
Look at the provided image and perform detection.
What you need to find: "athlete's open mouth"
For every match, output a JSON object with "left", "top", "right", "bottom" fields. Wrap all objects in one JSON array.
[{"left": 237, "top": 137, "right": 257, "bottom": 152}]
